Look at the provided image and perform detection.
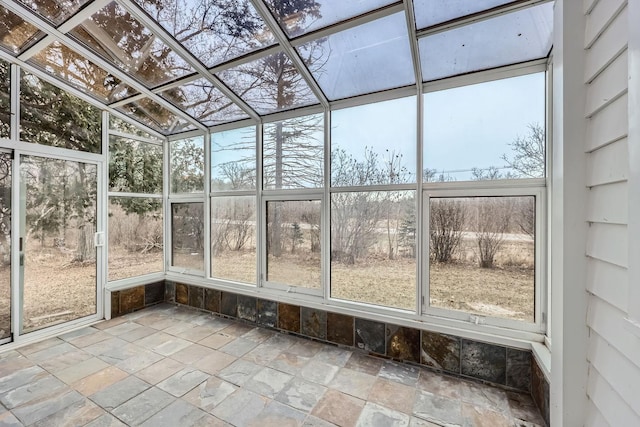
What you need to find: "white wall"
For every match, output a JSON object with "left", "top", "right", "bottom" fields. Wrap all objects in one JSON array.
[{"left": 582, "top": 0, "right": 640, "bottom": 425}]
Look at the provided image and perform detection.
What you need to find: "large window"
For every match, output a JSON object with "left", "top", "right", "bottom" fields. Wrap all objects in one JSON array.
[
  {"left": 423, "top": 72, "right": 546, "bottom": 327},
  {"left": 211, "top": 126, "right": 257, "bottom": 284},
  {"left": 20, "top": 71, "right": 102, "bottom": 153},
  {"left": 0, "top": 60, "right": 9, "bottom": 139},
  {"left": 190, "top": 70, "right": 546, "bottom": 331},
  {"left": 329, "top": 97, "right": 417, "bottom": 310},
  {"left": 107, "top": 128, "right": 164, "bottom": 282}
]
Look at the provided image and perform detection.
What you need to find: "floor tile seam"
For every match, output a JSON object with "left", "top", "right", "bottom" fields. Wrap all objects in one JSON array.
[{"left": 86, "top": 379, "right": 155, "bottom": 412}]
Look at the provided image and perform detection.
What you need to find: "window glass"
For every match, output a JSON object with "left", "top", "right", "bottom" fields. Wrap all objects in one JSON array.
[
  {"left": 69, "top": 1, "right": 194, "bottom": 88},
  {"left": 133, "top": 0, "right": 275, "bottom": 67},
  {"left": 116, "top": 97, "right": 196, "bottom": 135},
  {"left": 419, "top": 3, "right": 553, "bottom": 81},
  {"left": 109, "top": 115, "right": 160, "bottom": 141},
  {"left": 211, "top": 196, "right": 256, "bottom": 284},
  {"left": 413, "top": 0, "right": 517, "bottom": 29},
  {"left": 20, "top": 71, "right": 102, "bottom": 154},
  {"left": 29, "top": 41, "right": 137, "bottom": 102},
  {"left": 217, "top": 51, "right": 318, "bottom": 115},
  {"left": 0, "top": 60, "right": 9, "bottom": 139},
  {"left": 265, "top": 0, "right": 396, "bottom": 38},
  {"left": 170, "top": 136, "right": 205, "bottom": 193},
  {"left": 0, "top": 5, "right": 43, "bottom": 54},
  {"left": 109, "top": 136, "right": 162, "bottom": 194},
  {"left": 423, "top": 73, "right": 545, "bottom": 181},
  {"left": 298, "top": 12, "right": 414, "bottom": 100},
  {"left": 160, "top": 78, "right": 249, "bottom": 127},
  {"left": 211, "top": 126, "right": 256, "bottom": 191},
  {"left": 266, "top": 200, "right": 321, "bottom": 289},
  {"left": 332, "top": 97, "right": 416, "bottom": 186},
  {"left": 16, "top": 0, "right": 92, "bottom": 25},
  {"left": 108, "top": 197, "right": 163, "bottom": 281},
  {"left": 263, "top": 114, "right": 324, "bottom": 190},
  {"left": 331, "top": 190, "right": 416, "bottom": 310},
  {"left": 172, "top": 202, "right": 204, "bottom": 271},
  {"left": 429, "top": 196, "right": 535, "bottom": 322}
]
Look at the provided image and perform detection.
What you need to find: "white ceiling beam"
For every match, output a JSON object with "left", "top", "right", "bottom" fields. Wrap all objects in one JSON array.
[{"left": 403, "top": 0, "right": 424, "bottom": 90}]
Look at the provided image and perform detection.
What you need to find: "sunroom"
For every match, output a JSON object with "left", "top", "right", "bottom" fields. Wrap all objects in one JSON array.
[{"left": 0, "top": 0, "right": 638, "bottom": 425}]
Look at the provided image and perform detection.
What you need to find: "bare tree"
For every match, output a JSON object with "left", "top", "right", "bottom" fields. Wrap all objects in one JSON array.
[
  {"left": 501, "top": 123, "right": 545, "bottom": 178},
  {"left": 430, "top": 199, "right": 465, "bottom": 263},
  {"left": 474, "top": 198, "right": 512, "bottom": 268}
]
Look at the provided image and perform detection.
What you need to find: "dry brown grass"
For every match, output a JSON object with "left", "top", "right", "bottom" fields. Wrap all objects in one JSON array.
[{"left": 0, "top": 237, "right": 535, "bottom": 339}]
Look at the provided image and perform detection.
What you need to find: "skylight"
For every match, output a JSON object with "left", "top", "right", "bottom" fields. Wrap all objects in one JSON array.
[{"left": 0, "top": 0, "right": 554, "bottom": 134}]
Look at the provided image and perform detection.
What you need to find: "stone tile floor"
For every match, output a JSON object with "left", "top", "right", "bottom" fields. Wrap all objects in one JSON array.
[{"left": 0, "top": 304, "right": 545, "bottom": 427}]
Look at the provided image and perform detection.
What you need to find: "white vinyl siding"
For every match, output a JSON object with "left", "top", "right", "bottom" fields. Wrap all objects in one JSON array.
[{"left": 584, "top": 0, "right": 640, "bottom": 424}]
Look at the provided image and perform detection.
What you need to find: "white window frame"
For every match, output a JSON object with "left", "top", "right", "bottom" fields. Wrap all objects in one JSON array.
[
  {"left": 422, "top": 182, "right": 546, "bottom": 333},
  {"left": 260, "top": 192, "right": 325, "bottom": 297}
]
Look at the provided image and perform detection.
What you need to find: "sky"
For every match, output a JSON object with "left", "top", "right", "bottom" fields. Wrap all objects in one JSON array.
[{"left": 209, "top": 71, "right": 546, "bottom": 184}]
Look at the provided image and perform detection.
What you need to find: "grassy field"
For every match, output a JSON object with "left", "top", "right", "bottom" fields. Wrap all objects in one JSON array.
[{"left": 0, "top": 234, "right": 534, "bottom": 339}]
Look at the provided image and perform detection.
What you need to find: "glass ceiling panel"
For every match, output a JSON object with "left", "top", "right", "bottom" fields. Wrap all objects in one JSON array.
[
  {"left": 16, "top": 0, "right": 92, "bottom": 26},
  {"left": 216, "top": 51, "right": 318, "bottom": 115},
  {"left": 414, "top": 0, "right": 518, "bottom": 29},
  {"left": 29, "top": 41, "right": 138, "bottom": 103},
  {"left": 69, "top": 1, "right": 195, "bottom": 88},
  {"left": 0, "top": 5, "right": 44, "bottom": 54},
  {"left": 117, "top": 97, "right": 196, "bottom": 134},
  {"left": 132, "top": 0, "right": 276, "bottom": 68},
  {"left": 160, "top": 78, "right": 249, "bottom": 126},
  {"left": 264, "top": 0, "right": 397, "bottom": 38},
  {"left": 419, "top": 2, "right": 553, "bottom": 81},
  {"left": 298, "top": 12, "right": 414, "bottom": 100}
]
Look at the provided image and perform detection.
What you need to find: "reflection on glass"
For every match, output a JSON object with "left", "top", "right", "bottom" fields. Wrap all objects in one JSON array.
[
  {"left": 116, "top": 97, "right": 196, "bottom": 135},
  {"left": 0, "top": 153, "right": 10, "bottom": 340},
  {"left": 172, "top": 202, "right": 204, "bottom": 271},
  {"left": 217, "top": 51, "right": 318, "bottom": 114},
  {"left": 211, "top": 196, "right": 256, "bottom": 284},
  {"left": 20, "top": 71, "right": 102, "bottom": 154},
  {"left": 160, "top": 78, "right": 249, "bottom": 126},
  {"left": 21, "top": 156, "right": 97, "bottom": 333},
  {"left": 429, "top": 196, "right": 535, "bottom": 322},
  {"left": 29, "top": 41, "right": 138, "bottom": 102},
  {"left": 298, "top": 12, "right": 414, "bottom": 100},
  {"left": 419, "top": 3, "right": 553, "bottom": 81},
  {"left": 70, "top": 1, "right": 194, "bottom": 88},
  {"left": 133, "top": 0, "right": 275, "bottom": 67},
  {"left": 265, "top": 0, "right": 396, "bottom": 38},
  {"left": 414, "top": 0, "right": 516, "bottom": 29},
  {"left": 109, "top": 115, "right": 160, "bottom": 141},
  {"left": 332, "top": 96, "right": 416, "bottom": 186},
  {"left": 109, "top": 136, "right": 163, "bottom": 194},
  {"left": 423, "top": 73, "right": 545, "bottom": 181},
  {"left": 17, "top": 0, "right": 92, "bottom": 25},
  {"left": 0, "top": 60, "right": 9, "bottom": 139},
  {"left": 0, "top": 5, "right": 43, "bottom": 54},
  {"left": 109, "top": 197, "right": 163, "bottom": 281},
  {"left": 211, "top": 126, "right": 256, "bottom": 191},
  {"left": 266, "top": 200, "right": 321, "bottom": 289},
  {"left": 171, "top": 136, "right": 204, "bottom": 193},
  {"left": 330, "top": 190, "right": 416, "bottom": 310},
  {"left": 263, "top": 114, "right": 324, "bottom": 189}
]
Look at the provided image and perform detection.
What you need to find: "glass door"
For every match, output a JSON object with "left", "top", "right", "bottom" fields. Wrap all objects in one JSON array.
[
  {"left": 0, "top": 150, "right": 11, "bottom": 344},
  {"left": 19, "top": 155, "right": 99, "bottom": 334}
]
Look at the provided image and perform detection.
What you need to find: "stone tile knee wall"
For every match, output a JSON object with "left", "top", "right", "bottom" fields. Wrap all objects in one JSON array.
[
  {"left": 162, "top": 282, "right": 535, "bottom": 394},
  {"left": 110, "top": 281, "right": 165, "bottom": 317},
  {"left": 531, "top": 357, "right": 551, "bottom": 426}
]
